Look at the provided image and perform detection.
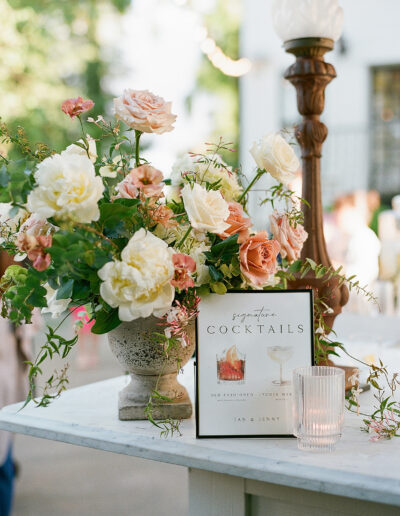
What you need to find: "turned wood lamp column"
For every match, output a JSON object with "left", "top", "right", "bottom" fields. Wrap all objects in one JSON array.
[{"left": 272, "top": 0, "right": 348, "bottom": 329}]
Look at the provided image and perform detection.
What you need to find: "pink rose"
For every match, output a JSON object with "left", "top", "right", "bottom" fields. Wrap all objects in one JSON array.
[
  {"left": 113, "top": 89, "right": 176, "bottom": 134},
  {"left": 270, "top": 211, "right": 308, "bottom": 262},
  {"left": 171, "top": 253, "right": 196, "bottom": 290},
  {"left": 61, "top": 96, "right": 94, "bottom": 118},
  {"left": 239, "top": 232, "right": 280, "bottom": 287},
  {"left": 218, "top": 202, "right": 251, "bottom": 244},
  {"left": 117, "top": 165, "right": 164, "bottom": 199}
]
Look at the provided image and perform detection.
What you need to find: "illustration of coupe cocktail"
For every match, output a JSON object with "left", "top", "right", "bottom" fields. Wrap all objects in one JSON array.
[{"left": 267, "top": 345, "right": 294, "bottom": 385}]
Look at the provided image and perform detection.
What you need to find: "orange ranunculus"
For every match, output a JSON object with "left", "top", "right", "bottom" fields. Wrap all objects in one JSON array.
[
  {"left": 218, "top": 201, "right": 251, "bottom": 243},
  {"left": 239, "top": 232, "right": 280, "bottom": 287}
]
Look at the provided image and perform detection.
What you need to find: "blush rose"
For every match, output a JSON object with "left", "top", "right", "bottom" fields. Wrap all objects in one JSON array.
[
  {"left": 117, "top": 165, "right": 164, "bottom": 199},
  {"left": 270, "top": 211, "right": 308, "bottom": 262},
  {"left": 113, "top": 89, "right": 176, "bottom": 134}
]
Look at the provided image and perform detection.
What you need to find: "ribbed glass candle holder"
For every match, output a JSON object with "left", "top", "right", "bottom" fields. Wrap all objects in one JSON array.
[{"left": 293, "top": 366, "right": 345, "bottom": 452}]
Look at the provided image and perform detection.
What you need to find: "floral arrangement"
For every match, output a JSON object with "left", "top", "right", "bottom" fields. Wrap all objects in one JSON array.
[{"left": 0, "top": 88, "right": 398, "bottom": 439}]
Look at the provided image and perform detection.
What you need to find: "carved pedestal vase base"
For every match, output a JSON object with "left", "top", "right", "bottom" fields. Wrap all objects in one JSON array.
[{"left": 108, "top": 317, "right": 195, "bottom": 421}]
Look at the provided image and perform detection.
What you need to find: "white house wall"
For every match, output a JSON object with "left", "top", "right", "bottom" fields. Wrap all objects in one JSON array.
[{"left": 240, "top": 0, "right": 400, "bottom": 211}]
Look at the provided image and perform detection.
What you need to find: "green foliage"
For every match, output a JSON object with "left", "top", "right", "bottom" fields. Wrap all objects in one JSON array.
[
  {"left": 1, "top": 266, "right": 47, "bottom": 324},
  {"left": 0, "top": 158, "right": 35, "bottom": 205},
  {"left": 99, "top": 199, "right": 141, "bottom": 238},
  {"left": 91, "top": 306, "right": 120, "bottom": 335},
  {"left": 144, "top": 337, "right": 184, "bottom": 438},
  {"left": 23, "top": 324, "right": 78, "bottom": 409},
  {"left": 48, "top": 227, "right": 115, "bottom": 284},
  {"left": 205, "top": 233, "right": 239, "bottom": 263}
]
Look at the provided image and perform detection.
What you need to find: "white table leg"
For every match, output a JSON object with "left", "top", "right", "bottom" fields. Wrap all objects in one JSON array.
[{"left": 188, "top": 469, "right": 246, "bottom": 516}]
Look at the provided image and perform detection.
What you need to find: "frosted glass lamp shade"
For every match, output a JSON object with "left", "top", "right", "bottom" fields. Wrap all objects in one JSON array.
[{"left": 272, "top": 0, "right": 344, "bottom": 43}]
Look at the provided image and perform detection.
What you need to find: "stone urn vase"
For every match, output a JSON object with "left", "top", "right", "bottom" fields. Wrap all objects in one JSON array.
[{"left": 108, "top": 316, "right": 195, "bottom": 421}]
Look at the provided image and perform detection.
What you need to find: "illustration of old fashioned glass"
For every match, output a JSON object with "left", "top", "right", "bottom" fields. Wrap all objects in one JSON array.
[
  {"left": 267, "top": 345, "right": 294, "bottom": 385},
  {"left": 217, "top": 345, "right": 246, "bottom": 383}
]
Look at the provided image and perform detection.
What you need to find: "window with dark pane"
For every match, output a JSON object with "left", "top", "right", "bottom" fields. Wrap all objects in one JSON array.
[{"left": 370, "top": 66, "right": 400, "bottom": 202}]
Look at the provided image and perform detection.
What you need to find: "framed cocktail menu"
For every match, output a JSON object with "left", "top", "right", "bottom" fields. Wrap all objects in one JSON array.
[{"left": 195, "top": 290, "right": 314, "bottom": 438}]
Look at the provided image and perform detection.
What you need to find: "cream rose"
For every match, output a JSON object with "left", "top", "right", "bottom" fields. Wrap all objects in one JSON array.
[
  {"left": 170, "top": 154, "right": 242, "bottom": 202},
  {"left": 42, "top": 284, "right": 71, "bottom": 318},
  {"left": 98, "top": 229, "right": 175, "bottom": 321},
  {"left": 250, "top": 133, "right": 299, "bottom": 185},
  {"left": 27, "top": 152, "right": 104, "bottom": 223},
  {"left": 181, "top": 183, "right": 230, "bottom": 234},
  {"left": 113, "top": 89, "right": 176, "bottom": 134}
]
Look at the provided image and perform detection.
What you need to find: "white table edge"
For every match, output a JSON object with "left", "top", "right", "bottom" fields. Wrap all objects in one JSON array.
[{"left": 0, "top": 401, "right": 399, "bottom": 508}]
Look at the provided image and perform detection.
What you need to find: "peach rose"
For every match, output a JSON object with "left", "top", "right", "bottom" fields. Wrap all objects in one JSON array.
[
  {"left": 117, "top": 165, "right": 164, "bottom": 199},
  {"left": 171, "top": 253, "right": 196, "bottom": 290},
  {"left": 61, "top": 96, "right": 94, "bottom": 118},
  {"left": 270, "top": 211, "right": 308, "bottom": 262},
  {"left": 16, "top": 233, "right": 52, "bottom": 271},
  {"left": 218, "top": 202, "right": 251, "bottom": 243},
  {"left": 113, "top": 89, "right": 176, "bottom": 134},
  {"left": 239, "top": 232, "right": 280, "bottom": 287}
]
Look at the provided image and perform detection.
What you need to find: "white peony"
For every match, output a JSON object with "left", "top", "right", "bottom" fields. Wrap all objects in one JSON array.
[
  {"left": 181, "top": 183, "right": 230, "bottom": 234},
  {"left": 42, "top": 284, "right": 71, "bottom": 318},
  {"left": 250, "top": 133, "right": 300, "bottom": 186},
  {"left": 63, "top": 136, "right": 97, "bottom": 163},
  {"left": 98, "top": 228, "right": 175, "bottom": 321},
  {"left": 27, "top": 151, "right": 104, "bottom": 223},
  {"left": 170, "top": 153, "right": 242, "bottom": 202}
]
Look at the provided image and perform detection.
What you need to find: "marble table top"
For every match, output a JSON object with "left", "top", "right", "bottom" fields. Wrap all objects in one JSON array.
[{"left": 0, "top": 359, "right": 399, "bottom": 507}]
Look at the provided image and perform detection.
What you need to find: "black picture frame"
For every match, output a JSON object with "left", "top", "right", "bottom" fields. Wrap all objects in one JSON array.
[{"left": 195, "top": 289, "right": 314, "bottom": 439}]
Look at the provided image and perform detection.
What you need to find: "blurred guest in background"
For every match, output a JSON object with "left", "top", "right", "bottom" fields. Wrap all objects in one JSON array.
[
  {"left": 366, "top": 189, "right": 385, "bottom": 235},
  {"left": 0, "top": 252, "right": 35, "bottom": 516},
  {"left": 325, "top": 191, "right": 381, "bottom": 313},
  {"left": 378, "top": 195, "right": 400, "bottom": 281}
]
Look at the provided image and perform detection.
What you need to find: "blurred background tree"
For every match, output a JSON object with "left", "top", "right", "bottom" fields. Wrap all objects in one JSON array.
[
  {"left": 195, "top": 0, "right": 241, "bottom": 168},
  {"left": 0, "top": 0, "right": 130, "bottom": 158},
  {"left": 0, "top": 0, "right": 241, "bottom": 168}
]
